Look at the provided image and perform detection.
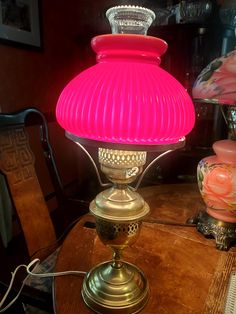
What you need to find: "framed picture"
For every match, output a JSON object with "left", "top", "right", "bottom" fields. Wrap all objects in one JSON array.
[{"left": 0, "top": 0, "right": 40, "bottom": 47}]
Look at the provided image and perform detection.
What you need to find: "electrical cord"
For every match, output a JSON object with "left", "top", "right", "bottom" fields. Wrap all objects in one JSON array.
[
  {"left": 0, "top": 214, "right": 92, "bottom": 312},
  {"left": 0, "top": 265, "right": 30, "bottom": 312},
  {"left": 0, "top": 259, "right": 87, "bottom": 312},
  {"left": 26, "top": 259, "right": 87, "bottom": 278}
]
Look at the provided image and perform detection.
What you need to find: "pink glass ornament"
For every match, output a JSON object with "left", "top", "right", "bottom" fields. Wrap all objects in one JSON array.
[
  {"left": 197, "top": 139, "right": 236, "bottom": 223},
  {"left": 56, "top": 33, "right": 195, "bottom": 147}
]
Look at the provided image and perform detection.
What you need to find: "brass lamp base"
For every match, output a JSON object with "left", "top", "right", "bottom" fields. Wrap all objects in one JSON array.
[
  {"left": 196, "top": 211, "right": 236, "bottom": 250},
  {"left": 82, "top": 261, "right": 149, "bottom": 314}
]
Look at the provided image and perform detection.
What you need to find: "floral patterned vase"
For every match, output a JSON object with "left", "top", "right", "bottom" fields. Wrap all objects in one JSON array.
[{"left": 197, "top": 139, "right": 236, "bottom": 223}]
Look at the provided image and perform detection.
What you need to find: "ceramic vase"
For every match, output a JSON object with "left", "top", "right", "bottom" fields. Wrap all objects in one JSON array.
[{"left": 197, "top": 139, "right": 236, "bottom": 223}]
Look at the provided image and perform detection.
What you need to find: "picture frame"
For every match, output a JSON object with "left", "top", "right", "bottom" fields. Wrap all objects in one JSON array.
[{"left": 0, "top": 0, "right": 41, "bottom": 48}]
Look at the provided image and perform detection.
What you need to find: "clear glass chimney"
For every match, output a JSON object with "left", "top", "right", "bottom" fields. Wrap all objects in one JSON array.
[{"left": 106, "top": 5, "right": 156, "bottom": 35}]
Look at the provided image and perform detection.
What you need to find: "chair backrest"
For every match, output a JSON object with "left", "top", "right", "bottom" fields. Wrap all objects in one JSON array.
[{"left": 0, "top": 108, "right": 62, "bottom": 260}]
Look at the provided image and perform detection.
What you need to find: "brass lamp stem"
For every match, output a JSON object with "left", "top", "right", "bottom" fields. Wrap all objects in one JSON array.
[{"left": 112, "top": 248, "right": 123, "bottom": 268}]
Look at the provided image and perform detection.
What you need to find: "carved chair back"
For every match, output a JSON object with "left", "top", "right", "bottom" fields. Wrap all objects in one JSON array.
[{"left": 0, "top": 108, "right": 62, "bottom": 260}]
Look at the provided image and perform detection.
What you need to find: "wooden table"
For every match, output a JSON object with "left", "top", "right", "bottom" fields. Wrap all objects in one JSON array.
[{"left": 53, "top": 184, "right": 236, "bottom": 314}]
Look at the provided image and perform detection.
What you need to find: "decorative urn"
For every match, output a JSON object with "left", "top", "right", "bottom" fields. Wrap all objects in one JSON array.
[{"left": 197, "top": 139, "right": 236, "bottom": 249}]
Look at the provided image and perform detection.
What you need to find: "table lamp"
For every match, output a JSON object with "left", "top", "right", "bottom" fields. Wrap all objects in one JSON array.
[
  {"left": 192, "top": 49, "right": 236, "bottom": 250},
  {"left": 56, "top": 5, "right": 195, "bottom": 313}
]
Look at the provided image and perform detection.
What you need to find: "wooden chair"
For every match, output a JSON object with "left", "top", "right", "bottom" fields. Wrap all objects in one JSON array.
[{"left": 0, "top": 108, "right": 89, "bottom": 312}]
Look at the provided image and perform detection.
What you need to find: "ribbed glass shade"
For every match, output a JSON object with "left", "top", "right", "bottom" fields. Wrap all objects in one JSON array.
[{"left": 56, "top": 33, "right": 195, "bottom": 146}]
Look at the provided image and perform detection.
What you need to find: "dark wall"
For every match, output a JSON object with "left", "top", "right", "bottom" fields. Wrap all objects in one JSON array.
[{"left": 0, "top": 1, "right": 97, "bottom": 112}]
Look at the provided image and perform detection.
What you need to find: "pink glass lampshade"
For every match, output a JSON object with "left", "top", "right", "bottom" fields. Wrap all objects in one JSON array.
[{"left": 56, "top": 15, "right": 195, "bottom": 148}]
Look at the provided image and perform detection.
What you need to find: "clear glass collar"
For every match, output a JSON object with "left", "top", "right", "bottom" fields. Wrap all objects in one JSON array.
[{"left": 106, "top": 5, "right": 156, "bottom": 35}]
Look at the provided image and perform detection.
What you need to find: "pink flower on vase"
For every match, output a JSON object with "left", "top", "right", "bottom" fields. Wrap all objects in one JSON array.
[{"left": 202, "top": 166, "right": 236, "bottom": 211}]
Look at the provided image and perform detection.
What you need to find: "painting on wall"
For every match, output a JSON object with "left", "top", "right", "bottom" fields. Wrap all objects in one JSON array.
[{"left": 0, "top": 0, "right": 40, "bottom": 47}]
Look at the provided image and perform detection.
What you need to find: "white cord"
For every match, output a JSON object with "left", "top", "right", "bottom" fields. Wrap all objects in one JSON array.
[
  {"left": 0, "top": 264, "right": 30, "bottom": 312},
  {"left": 27, "top": 259, "right": 87, "bottom": 278},
  {"left": 0, "top": 259, "right": 87, "bottom": 312}
]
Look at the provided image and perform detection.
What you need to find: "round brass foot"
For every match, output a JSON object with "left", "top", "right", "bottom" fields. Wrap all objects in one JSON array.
[
  {"left": 82, "top": 261, "right": 149, "bottom": 314},
  {"left": 196, "top": 211, "right": 236, "bottom": 250}
]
